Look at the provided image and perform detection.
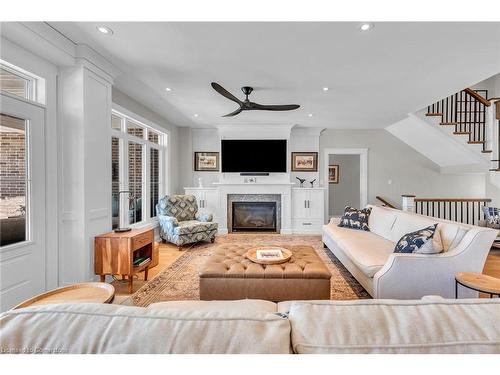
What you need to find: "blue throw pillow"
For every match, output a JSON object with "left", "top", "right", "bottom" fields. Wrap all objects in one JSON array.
[
  {"left": 394, "top": 224, "right": 438, "bottom": 253},
  {"left": 338, "top": 206, "right": 371, "bottom": 231}
]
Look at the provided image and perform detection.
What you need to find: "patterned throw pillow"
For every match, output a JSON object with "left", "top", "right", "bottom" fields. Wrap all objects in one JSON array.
[
  {"left": 482, "top": 206, "right": 500, "bottom": 225},
  {"left": 338, "top": 206, "right": 371, "bottom": 231},
  {"left": 394, "top": 224, "right": 439, "bottom": 253}
]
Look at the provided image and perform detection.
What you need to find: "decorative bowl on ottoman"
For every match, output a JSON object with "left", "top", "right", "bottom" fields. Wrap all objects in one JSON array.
[{"left": 199, "top": 244, "right": 331, "bottom": 301}]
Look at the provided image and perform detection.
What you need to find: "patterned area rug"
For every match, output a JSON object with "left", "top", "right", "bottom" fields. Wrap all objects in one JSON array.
[{"left": 131, "top": 234, "right": 370, "bottom": 307}]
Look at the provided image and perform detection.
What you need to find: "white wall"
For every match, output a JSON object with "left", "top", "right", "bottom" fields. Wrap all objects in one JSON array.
[
  {"left": 289, "top": 127, "right": 322, "bottom": 187},
  {"left": 192, "top": 128, "right": 221, "bottom": 187},
  {"left": 320, "top": 129, "right": 487, "bottom": 209}
]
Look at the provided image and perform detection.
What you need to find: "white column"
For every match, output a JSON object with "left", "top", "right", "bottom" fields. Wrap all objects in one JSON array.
[
  {"left": 401, "top": 195, "right": 416, "bottom": 212},
  {"left": 485, "top": 104, "right": 495, "bottom": 155},
  {"left": 59, "top": 63, "right": 113, "bottom": 284}
]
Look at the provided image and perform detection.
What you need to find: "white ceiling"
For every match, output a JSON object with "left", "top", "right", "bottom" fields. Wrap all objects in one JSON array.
[{"left": 49, "top": 22, "right": 500, "bottom": 129}]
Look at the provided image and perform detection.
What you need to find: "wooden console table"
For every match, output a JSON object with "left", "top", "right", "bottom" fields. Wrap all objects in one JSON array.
[{"left": 95, "top": 228, "right": 153, "bottom": 293}]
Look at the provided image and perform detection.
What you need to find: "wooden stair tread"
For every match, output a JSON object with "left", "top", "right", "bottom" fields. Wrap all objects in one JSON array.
[
  {"left": 453, "top": 132, "right": 471, "bottom": 135},
  {"left": 489, "top": 169, "right": 500, "bottom": 171},
  {"left": 468, "top": 141, "right": 484, "bottom": 144},
  {"left": 491, "top": 159, "right": 500, "bottom": 162},
  {"left": 482, "top": 150, "right": 493, "bottom": 153},
  {"left": 426, "top": 113, "right": 443, "bottom": 117},
  {"left": 440, "top": 122, "right": 458, "bottom": 125}
]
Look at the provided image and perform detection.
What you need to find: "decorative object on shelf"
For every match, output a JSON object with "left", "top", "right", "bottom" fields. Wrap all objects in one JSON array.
[
  {"left": 198, "top": 177, "right": 203, "bottom": 188},
  {"left": 245, "top": 246, "right": 293, "bottom": 265},
  {"left": 329, "top": 165, "right": 339, "bottom": 183},
  {"left": 296, "top": 177, "right": 306, "bottom": 187},
  {"left": 194, "top": 152, "right": 219, "bottom": 171},
  {"left": 292, "top": 152, "right": 318, "bottom": 172},
  {"left": 309, "top": 179, "right": 316, "bottom": 188}
]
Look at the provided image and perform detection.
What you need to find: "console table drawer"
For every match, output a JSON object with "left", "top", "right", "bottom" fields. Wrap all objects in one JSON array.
[{"left": 132, "top": 230, "right": 154, "bottom": 250}]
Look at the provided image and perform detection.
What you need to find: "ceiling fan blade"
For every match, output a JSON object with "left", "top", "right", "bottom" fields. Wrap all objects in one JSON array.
[
  {"left": 222, "top": 107, "right": 243, "bottom": 117},
  {"left": 252, "top": 103, "right": 300, "bottom": 111},
  {"left": 211, "top": 82, "right": 242, "bottom": 105}
]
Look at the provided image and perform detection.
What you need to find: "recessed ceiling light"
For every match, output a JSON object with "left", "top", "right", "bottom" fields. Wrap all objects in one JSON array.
[
  {"left": 193, "top": 114, "right": 199, "bottom": 118},
  {"left": 308, "top": 113, "right": 313, "bottom": 117},
  {"left": 322, "top": 87, "right": 329, "bottom": 92},
  {"left": 165, "top": 87, "right": 172, "bottom": 92},
  {"left": 359, "top": 23, "right": 374, "bottom": 32},
  {"left": 96, "top": 26, "right": 113, "bottom": 35}
]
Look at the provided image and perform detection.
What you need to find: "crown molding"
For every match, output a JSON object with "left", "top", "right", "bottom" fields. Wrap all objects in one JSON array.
[{"left": 1, "top": 22, "right": 119, "bottom": 81}]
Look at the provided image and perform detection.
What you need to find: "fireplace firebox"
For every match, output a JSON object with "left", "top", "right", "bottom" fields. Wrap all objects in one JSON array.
[{"left": 232, "top": 201, "right": 277, "bottom": 232}]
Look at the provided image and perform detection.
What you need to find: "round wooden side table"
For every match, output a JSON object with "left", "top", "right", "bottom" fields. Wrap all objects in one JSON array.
[
  {"left": 12, "top": 282, "right": 115, "bottom": 309},
  {"left": 455, "top": 272, "right": 500, "bottom": 298}
]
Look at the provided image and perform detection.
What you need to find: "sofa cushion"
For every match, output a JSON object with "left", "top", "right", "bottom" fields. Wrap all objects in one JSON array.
[
  {"left": 367, "top": 205, "right": 397, "bottom": 238},
  {"left": 0, "top": 303, "right": 291, "bottom": 354},
  {"left": 338, "top": 206, "right": 371, "bottom": 231},
  {"left": 389, "top": 209, "right": 469, "bottom": 251},
  {"left": 288, "top": 299, "right": 500, "bottom": 354},
  {"left": 173, "top": 220, "right": 218, "bottom": 235},
  {"left": 328, "top": 225, "right": 395, "bottom": 277}
]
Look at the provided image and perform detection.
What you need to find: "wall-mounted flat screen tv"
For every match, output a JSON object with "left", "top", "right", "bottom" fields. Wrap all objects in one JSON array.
[{"left": 221, "top": 139, "right": 287, "bottom": 173}]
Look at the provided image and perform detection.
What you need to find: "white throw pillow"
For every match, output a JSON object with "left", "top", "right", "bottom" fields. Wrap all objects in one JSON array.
[{"left": 415, "top": 225, "right": 444, "bottom": 254}]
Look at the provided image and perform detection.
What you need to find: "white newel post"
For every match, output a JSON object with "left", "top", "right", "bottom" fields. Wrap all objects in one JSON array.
[
  {"left": 401, "top": 195, "right": 416, "bottom": 212},
  {"left": 485, "top": 103, "right": 496, "bottom": 160}
]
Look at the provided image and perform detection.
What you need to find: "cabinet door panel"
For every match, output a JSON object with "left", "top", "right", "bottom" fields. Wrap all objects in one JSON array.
[
  {"left": 292, "top": 189, "right": 309, "bottom": 219},
  {"left": 203, "top": 190, "right": 219, "bottom": 220},
  {"left": 308, "top": 190, "right": 325, "bottom": 219}
]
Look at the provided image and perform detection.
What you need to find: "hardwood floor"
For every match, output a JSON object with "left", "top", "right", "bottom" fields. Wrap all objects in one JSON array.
[{"left": 110, "top": 239, "right": 500, "bottom": 303}]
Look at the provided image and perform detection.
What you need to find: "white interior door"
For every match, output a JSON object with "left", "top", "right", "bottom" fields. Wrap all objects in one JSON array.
[{"left": 0, "top": 93, "right": 46, "bottom": 311}]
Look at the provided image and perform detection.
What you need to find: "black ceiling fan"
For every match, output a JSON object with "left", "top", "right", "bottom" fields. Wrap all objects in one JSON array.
[{"left": 211, "top": 82, "right": 300, "bottom": 117}]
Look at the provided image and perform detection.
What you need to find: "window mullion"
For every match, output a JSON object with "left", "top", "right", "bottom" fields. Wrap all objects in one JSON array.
[
  {"left": 120, "top": 137, "right": 129, "bottom": 228},
  {"left": 144, "top": 144, "right": 150, "bottom": 220}
]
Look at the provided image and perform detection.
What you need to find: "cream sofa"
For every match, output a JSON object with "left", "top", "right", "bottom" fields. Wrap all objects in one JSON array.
[
  {"left": 1, "top": 298, "right": 499, "bottom": 353},
  {"left": 322, "top": 205, "right": 498, "bottom": 299}
]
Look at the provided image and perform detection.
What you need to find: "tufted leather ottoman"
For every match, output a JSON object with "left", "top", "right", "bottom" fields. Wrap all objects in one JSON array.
[{"left": 199, "top": 245, "right": 331, "bottom": 301}]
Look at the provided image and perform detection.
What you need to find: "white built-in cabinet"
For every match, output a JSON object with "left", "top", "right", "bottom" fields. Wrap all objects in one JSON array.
[
  {"left": 291, "top": 188, "right": 325, "bottom": 233},
  {"left": 184, "top": 188, "right": 220, "bottom": 222}
]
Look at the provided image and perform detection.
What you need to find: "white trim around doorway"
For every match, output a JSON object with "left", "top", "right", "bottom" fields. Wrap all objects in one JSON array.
[{"left": 323, "top": 148, "right": 368, "bottom": 218}]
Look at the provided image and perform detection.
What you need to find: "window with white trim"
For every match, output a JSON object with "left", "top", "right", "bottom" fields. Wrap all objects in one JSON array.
[{"left": 111, "top": 110, "right": 167, "bottom": 229}]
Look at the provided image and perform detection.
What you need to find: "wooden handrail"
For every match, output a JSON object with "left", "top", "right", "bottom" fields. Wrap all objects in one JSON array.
[
  {"left": 376, "top": 196, "right": 396, "bottom": 208},
  {"left": 463, "top": 88, "right": 491, "bottom": 107},
  {"left": 414, "top": 198, "right": 491, "bottom": 202}
]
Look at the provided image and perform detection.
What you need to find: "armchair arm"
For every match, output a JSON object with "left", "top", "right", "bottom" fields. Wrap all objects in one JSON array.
[
  {"left": 373, "top": 227, "right": 497, "bottom": 299},
  {"left": 196, "top": 212, "right": 213, "bottom": 222},
  {"left": 157, "top": 214, "right": 179, "bottom": 234}
]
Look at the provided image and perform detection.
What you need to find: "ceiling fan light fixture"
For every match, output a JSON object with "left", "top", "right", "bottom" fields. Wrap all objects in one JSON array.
[
  {"left": 359, "top": 23, "right": 374, "bottom": 32},
  {"left": 96, "top": 26, "right": 113, "bottom": 35}
]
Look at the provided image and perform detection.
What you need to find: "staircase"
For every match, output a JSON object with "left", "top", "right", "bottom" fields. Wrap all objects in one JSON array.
[
  {"left": 388, "top": 85, "right": 500, "bottom": 174},
  {"left": 426, "top": 88, "right": 500, "bottom": 173}
]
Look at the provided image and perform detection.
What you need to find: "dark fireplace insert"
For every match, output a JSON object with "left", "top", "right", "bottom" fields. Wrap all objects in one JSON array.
[{"left": 232, "top": 201, "right": 277, "bottom": 232}]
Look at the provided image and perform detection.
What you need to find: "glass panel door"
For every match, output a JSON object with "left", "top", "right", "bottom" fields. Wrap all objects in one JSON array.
[
  {"left": 0, "top": 92, "right": 45, "bottom": 311},
  {"left": 0, "top": 114, "right": 28, "bottom": 246}
]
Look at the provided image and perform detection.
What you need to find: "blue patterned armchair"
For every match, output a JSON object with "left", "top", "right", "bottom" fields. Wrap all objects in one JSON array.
[{"left": 156, "top": 195, "right": 218, "bottom": 250}]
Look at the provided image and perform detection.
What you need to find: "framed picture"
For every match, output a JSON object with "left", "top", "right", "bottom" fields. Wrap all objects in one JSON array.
[
  {"left": 291, "top": 152, "right": 318, "bottom": 172},
  {"left": 194, "top": 152, "right": 219, "bottom": 171},
  {"left": 329, "top": 165, "right": 339, "bottom": 184}
]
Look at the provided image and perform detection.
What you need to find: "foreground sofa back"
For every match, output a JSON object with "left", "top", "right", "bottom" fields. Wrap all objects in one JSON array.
[
  {"left": 1, "top": 298, "right": 499, "bottom": 354},
  {"left": 0, "top": 303, "right": 291, "bottom": 354},
  {"left": 288, "top": 298, "right": 500, "bottom": 354}
]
